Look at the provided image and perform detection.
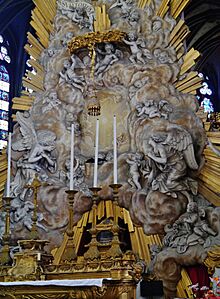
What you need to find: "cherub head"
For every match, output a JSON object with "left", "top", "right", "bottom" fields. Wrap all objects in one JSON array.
[
  {"left": 48, "top": 47, "right": 55, "bottom": 57},
  {"left": 133, "top": 79, "right": 143, "bottom": 88},
  {"left": 129, "top": 10, "right": 139, "bottom": 22},
  {"left": 159, "top": 51, "right": 170, "bottom": 64},
  {"left": 186, "top": 202, "right": 198, "bottom": 213},
  {"left": 63, "top": 59, "right": 71, "bottom": 69},
  {"left": 49, "top": 91, "right": 57, "bottom": 101},
  {"left": 128, "top": 32, "right": 136, "bottom": 41},
  {"left": 152, "top": 19, "right": 162, "bottom": 31},
  {"left": 105, "top": 43, "right": 114, "bottom": 53}
]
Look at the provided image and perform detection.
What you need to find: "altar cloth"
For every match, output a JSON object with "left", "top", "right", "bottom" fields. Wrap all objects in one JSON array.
[{"left": 0, "top": 279, "right": 111, "bottom": 287}]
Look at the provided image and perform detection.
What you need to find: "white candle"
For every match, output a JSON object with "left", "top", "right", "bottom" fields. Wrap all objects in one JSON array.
[
  {"left": 93, "top": 118, "right": 99, "bottom": 187},
  {"left": 6, "top": 132, "right": 11, "bottom": 197},
  {"left": 70, "top": 124, "right": 74, "bottom": 190},
  {"left": 113, "top": 115, "right": 117, "bottom": 184},
  {"left": 37, "top": 253, "right": 41, "bottom": 261}
]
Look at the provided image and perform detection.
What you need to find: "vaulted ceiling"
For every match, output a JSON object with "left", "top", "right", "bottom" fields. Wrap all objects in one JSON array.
[{"left": 0, "top": 0, "right": 220, "bottom": 110}]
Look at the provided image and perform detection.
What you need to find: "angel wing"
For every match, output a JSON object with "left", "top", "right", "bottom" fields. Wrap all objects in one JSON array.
[
  {"left": 12, "top": 112, "right": 37, "bottom": 152},
  {"left": 165, "top": 124, "right": 199, "bottom": 170}
]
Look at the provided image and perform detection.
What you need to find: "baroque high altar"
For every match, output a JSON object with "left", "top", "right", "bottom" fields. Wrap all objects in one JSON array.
[{"left": 0, "top": 0, "right": 220, "bottom": 298}]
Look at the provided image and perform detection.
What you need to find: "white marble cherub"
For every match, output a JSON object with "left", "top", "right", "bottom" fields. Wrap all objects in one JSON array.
[
  {"left": 123, "top": 33, "right": 145, "bottom": 64},
  {"left": 126, "top": 152, "right": 143, "bottom": 190},
  {"left": 59, "top": 56, "right": 85, "bottom": 91},
  {"left": 42, "top": 91, "right": 61, "bottom": 114},
  {"left": 95, "top": 44, "right": 122, "bottom": 78},
  {"left": 136, "top": 100, "right": 160, "bottom": 118}
]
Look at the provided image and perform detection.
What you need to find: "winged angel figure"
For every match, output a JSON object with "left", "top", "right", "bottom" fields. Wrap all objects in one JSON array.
[
  {"left": 11, "top": 112, "right": 57, "bottom": 200},
  {"left": 145, "top": 124, "right": 199, "bottom": 201}
]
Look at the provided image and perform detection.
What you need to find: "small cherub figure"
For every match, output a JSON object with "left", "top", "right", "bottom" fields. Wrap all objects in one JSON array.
[
  {"left": 42, "top": 91, "right": 61, "bottom": 113},
  {"left": 136, "top": 100, "right": 160, "bottom": 118},
  {"left": 154, "top": 49, "right": 172, "bottom": 64},
  {"left": 123, "top": 33, "right": 145, "bottom": 64},
  {"left": 158, "top": 100, "right": 172, "bottom": 119},
  {"left": 95, "top": 44, "right": 121, "bottom": 77},
  {"left": 126, "top": 153, "right": 143, "bottom": 190},
  {"left": 59, "top": 57, "right": 85, "bottom": 91}
]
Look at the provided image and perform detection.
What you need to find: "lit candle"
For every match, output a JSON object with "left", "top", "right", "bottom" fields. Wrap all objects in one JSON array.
[
  {"left": 113, "top": 115, "right": 117, "bottom": 184},
  {"left": 6, "top": 132, "right": 11, "bottom": 197},
  {"left": 93, "top": 118, "right": 99, "bottom": 187},
  {"left": 70, "top": 124, "right": 74, "bottom": 190}
]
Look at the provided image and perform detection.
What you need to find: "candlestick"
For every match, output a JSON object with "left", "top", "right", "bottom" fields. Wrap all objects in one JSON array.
[
  {"left": 113, "top": 115, "right": 117, "bottom": 184},
  {"left": 107, "top": 184, "right": 123, "bottom": 258},
  {"left": 6, "top": 132, "right": 11, "bottom": 197},
  {"left": 61, "top": 190, "right": 78, "bottom": 262},
  {"left": 93, "top": 118, "right": 99, "bottom": 187},
  {"left": 70, "top": 124, "right": 74, "bottom": 190},
  {"left": 0, "top": 196, "right": 12, "bottom": 265}
]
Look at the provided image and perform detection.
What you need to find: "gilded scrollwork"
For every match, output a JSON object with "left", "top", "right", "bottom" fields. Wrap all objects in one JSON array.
[{"left": 68, "top": 30, "right": 126, "bottom": 52}]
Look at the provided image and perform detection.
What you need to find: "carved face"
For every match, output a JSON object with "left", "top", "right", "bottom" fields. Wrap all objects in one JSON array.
[
  {"left": 49, "top": 92, "right": 57, "bottom": 101},
  {"left": 48, "top": 48, "right": 54, "bottom": 56},
  {"left": 105, "top": 44, "right": 114, "bottom": 53},
  {"left": 159, "top": 52, "right": 169, "bottom": 63},
  {"left": 134, "top": 80, "right": 143, "bottom": 88},
  {"left": 186, "top": 202, "right": 198, "bottom": 213},
  {"left": 129, "top": 11, "right": 139, "bottom": 21},
  {"left": 128, "top": 32, "right": 136, "bottom": 41},
  {"left": 63, "top": 60, "right": 71, "bottom": 69}
]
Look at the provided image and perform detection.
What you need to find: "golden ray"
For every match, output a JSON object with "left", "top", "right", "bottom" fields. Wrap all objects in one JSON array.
[
  {"left": 94, "top": 5, "right": 111, "bottom": 32},
  {"left": 180, "top": 48, "right": 200, "bottom": 76},
  {"left": 156, "top": 0, "right": 170, "bottom": 18},
  {"left": 170, "top": 0, "right": 191, "bottom": 19},
  {"left": 0, "top": 149, "right": 7, "bottom": 207},
  {"left": 137, "top": 0, "right": 151, "bottom": 9},
  {"left": 12, "top": 0, "right": 57, "bottom": 113}
]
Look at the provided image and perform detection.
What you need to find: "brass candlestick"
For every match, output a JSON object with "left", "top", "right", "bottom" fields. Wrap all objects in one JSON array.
[
  {"left": 107, "top": 184, "right": 123, "bottom": 258},
  {"left": 84, "top": 187, "right": 101, "bottom": 261},
  {"left": 0, "top": 196, "right": 12, "bottom": 265},
  {"left": 61, "top": 190, "right": 78, "bottom": 262},
  {"left": 26, "top": 175, "right": 42, "bottom": 240}
]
